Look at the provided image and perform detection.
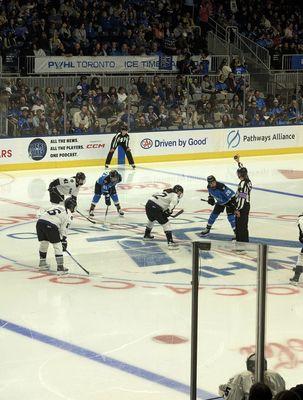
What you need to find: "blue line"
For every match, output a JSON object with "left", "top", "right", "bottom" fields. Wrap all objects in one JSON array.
[
  {"left": 0, "top": 318, "right": 216, "bottom": 400},
  {"left": 137, "top": 166, "right": 303, "bottom": 199}
]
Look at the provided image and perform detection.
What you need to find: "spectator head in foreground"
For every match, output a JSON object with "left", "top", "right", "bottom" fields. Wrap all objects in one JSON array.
[
  {"left": 290, "top": 386, "right": 303, "bottom": 400},
  {"left": 274, "top": 391, "right": 301, "bottom": 400},
  {"left": 249, "top": 382, "right": 272, "bottom": 400}
]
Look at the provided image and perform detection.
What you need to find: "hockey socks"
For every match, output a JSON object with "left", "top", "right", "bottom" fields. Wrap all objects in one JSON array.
[
  {"left": 89, "top": 204, "right": 95, "bottom": 217},
  {"left": 227, "top": 213, "right": 236, "bottom": 230},
  {"left": 39, "top": 251, "right": 49, "bottom": 270}
]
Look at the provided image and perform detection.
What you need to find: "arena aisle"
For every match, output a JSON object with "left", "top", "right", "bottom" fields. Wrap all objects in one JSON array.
[{"left": 0, "top": 154, "right": 302, "bottom": 400}]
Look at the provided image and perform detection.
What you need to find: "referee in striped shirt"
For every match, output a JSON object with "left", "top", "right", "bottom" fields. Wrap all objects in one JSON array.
[
  {"left": 234, "top": 155, "right": 252, "bottom": 242},
  {"left": 105, "top": 124, "right": 136, "bottom": 169}
]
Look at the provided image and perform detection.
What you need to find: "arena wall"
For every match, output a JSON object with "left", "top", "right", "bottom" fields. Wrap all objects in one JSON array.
[{"left": 0, "top": 126, "right": 303, "bottom": 171}]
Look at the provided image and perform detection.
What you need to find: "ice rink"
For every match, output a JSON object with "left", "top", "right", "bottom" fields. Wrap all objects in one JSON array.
[{"left": 0, "top": 154, "right": 302, "bottom": 400}]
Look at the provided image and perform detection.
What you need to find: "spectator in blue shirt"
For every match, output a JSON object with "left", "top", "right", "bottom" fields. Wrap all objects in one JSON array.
[
  {"left": 268, "top": 99, "right": 283, "bottom": 116},
  {"left": 18, "top": 107, "right": 32, "bottom": 134},
  {"left": 254, "top": 90, "right": 266, "bottom": 110},
  {"left": 250, "top": 113, "right": 265, "bottom": 126}
]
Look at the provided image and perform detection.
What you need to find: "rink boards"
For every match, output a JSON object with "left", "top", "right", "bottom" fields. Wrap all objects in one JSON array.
[{"left": 0, "top": 125, "right": 303, "bottom": 171}]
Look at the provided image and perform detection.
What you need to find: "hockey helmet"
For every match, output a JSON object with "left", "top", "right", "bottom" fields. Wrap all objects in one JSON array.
[
  {"left": 109, "top": 170, "right": 122, "bottom": 183},
  {"left": 246, "top": 353, "right": 267, "bottom": 373},
  {"left": 75, "top": 172, "right": 86, "bottom": 186},
  {"left": 237, "top": 167, "right": 248, "bottom": 179},
  {"left": 173, "top": 185, "right": 184, "bottom": 198},
  {"left": 207, "top": 175, "right": 216, "bottom": 184},
  {"left": 65, "top": 197, "right": 77, "bottom": 213}
]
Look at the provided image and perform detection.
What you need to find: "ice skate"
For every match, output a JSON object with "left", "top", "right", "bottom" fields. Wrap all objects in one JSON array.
[
  {"left": 143, "top": 233, "right": 154, "bottom": 241},
  {"left": 289, "top": 276, "right": 299, "bottom": 285},
  {"left": 38, "top": 259, "right": 50, "bottom": 271},
  {"left": 200, "top": 227, "right": 210, "bottom": 236},
  {"left": 57, "top": 266, "right": 69, "bottom": 275},
  {"left": 168, "top": 241, "right": 179, "bottom": 250}
]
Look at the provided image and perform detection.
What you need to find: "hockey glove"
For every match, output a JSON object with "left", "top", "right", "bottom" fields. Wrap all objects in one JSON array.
[
  {"left": 207, "top": 196, "right": 215, "bottom": 206},
  {"left": 105, "top": 194, "right": 111, "bottom": 206},
  {"left": 164, "top": 209, "right": 172, "bottom": 217},
  {"left": 61, "top": 236, "right": 68, "bottom": 252}
]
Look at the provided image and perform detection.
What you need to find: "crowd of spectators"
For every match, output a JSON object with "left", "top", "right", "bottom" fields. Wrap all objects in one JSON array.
[
  {"left": 203, "top": 0, "right": 303, "bottom": 69},
  {"left": 1, "top": 71, "right": 302, "bottom": 136},
  {"left": 248, "top": 383, "right": 303, "bottom": 400},
  {"left": 0, "top": 0, "right": 206, "bottom": 72}
]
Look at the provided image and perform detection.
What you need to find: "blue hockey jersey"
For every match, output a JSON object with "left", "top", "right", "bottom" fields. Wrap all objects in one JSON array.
[{"left": 208, "top": 182, "right": 235, "bottom": 205}]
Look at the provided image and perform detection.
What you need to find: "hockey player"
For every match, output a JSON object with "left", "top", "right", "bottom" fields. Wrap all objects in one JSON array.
[
  {"left": 48, "top": 172, "right": 86, "bottom": 204},
  {"left": 200, "top": 175, "right": 236, "bottom": 236},
  {"left": 89, "top": 170, "right": 124, "bottom": 217},
  {"left": 219, "top": 353, "right": 285, "bottom": 400},
  {"left": 290, "top": 212, "right": 303, "bottom": 284},
  {"left": 105, "top": 124, "right": 136, "bottom": 169},
  {"left": 144, "top": 185, "right": 184, "bottom": 249},
  {"left": 234, "top": 155, "right": 252, "bottom": 242},
  {"left": 36, "top": 197, "right": 77, "bottom": 274}
]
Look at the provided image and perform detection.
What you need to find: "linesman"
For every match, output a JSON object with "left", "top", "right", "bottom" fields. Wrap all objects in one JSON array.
[
  {"left": 290, "top": 212, "right": 303, "bottom": 284},
  {"left": 234, "top": 155, "right": 252, "bottom": 242},
  {"left": 105, "top": 124, "right": 136, "bottom": 169}
]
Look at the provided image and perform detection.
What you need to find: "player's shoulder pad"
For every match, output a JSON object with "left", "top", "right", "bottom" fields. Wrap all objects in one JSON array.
[{"left": 216, "top": 182, "right": 225, "bottom": 190}]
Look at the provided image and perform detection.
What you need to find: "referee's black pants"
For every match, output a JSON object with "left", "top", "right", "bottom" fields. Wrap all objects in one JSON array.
[
  {"left": 235, "top": 203, "right": 250, "bottom": 242},
  {"left": 105, "top": 143, "right": 135, "bottom": 166}
]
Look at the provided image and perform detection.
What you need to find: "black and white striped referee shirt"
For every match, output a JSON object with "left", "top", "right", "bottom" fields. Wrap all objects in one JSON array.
[
  {"left": 111, "top": 132, "right": 130, "bottom": 149},
  {"left": 236, "top": 177, "right": 252, "bottom": 210}
]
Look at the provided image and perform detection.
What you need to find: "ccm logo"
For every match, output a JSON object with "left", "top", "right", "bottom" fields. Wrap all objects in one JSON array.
[
  {"left": 0, "top": 149, "right": 12, "bottom": 158},
  {"left": 86, "top": 144, "right": 105, "bottom": 149}
]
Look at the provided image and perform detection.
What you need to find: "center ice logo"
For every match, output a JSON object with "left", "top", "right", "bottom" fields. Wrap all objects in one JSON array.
[
  {"left": 227, "top": 130, "right": 241, "bottom": 149},
  {"left": 140, "top": 138, "right": 153, "bottom": 149}
]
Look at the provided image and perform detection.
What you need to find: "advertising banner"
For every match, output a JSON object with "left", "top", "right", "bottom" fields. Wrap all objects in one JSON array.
[
  {"left": 1, "top": 126, "right": 302, "bottom": 170},
  {"left": 0, "top": 134, "right": 114, "bottom": 166},
  {"left": 34, "top": 55, "right": 208, "bottom": 74},
  {"left": 34, "top": 56, "right": 179, "bottom": 74},
  {"left": 132, "top": 129, "right": 221, "bottom": 155},
  {"left": 224, "top": 126, "right": 302, "bottom": 150},
  {"left": 291, "top": 55, "right": 303, "bottom": 70}
]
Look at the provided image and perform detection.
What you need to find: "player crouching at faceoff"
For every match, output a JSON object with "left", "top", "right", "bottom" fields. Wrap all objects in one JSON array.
[
  {"left": 36, "top": 197, "right": 76, "bottom": 274},
  {"left": 48, "top": 172, "right": 86, "bottom": 204},
  {"left": 200, "top": 175, "right": 236, "bottom": 237},
  {"left": 89, "top": 170, "right": 124, "bottom": 217},
  {"left": 144, "top": 185, "right": 184, "bottom": 249},
  {"left": 219, "top": 353, "right": 285, "bottom": 400},
  {"left": 290, "top": 212, "right": 303, "bottom": 284}
]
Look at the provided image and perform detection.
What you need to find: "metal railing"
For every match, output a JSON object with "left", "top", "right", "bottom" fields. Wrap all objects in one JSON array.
[{"left": 208, "top": 17, "right": 271, "bottom": 70}]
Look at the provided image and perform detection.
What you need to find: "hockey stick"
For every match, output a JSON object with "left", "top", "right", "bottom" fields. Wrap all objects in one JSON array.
[
  {"left": 65, "top": 249, "right": 90, "bottom": 275},
  {"left": 201, "top": 198, "right": 208, "bottom": 202},
  {"left": 104, "top": 206, "right": 109, "bottom": 225},
  {"left": 76, "top": 209, "right": 96, "bottom": 224},
  {"left": 170, "top": 209, "right": 184, "bottom": 218}
]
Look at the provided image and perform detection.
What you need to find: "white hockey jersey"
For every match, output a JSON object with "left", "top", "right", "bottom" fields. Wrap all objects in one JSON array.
[
  {"left": 52, "top": 177, "right": 80, "bottom": 197},
  {"left": 219, "top": 370, "right": 285, "bottom": 400},
  {"left": 150, "top": 191, "right": 179, "bottom": 213},
  {"left": 38, "top": 205, "right": 73, "bottom": 238}
]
